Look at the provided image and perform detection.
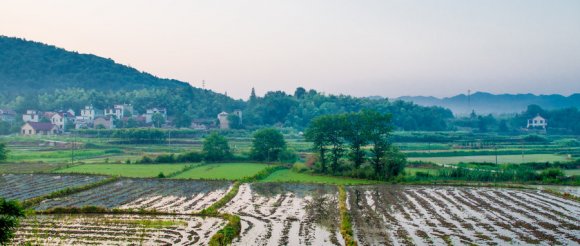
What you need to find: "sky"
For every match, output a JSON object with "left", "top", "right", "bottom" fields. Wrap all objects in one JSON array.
[{"left": 1, "top": 0, "right": 579, "bottom": 99}]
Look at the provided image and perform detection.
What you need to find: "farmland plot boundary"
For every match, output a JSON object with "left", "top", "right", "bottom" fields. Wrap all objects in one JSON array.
[
  {"left": 164, "top": 163, "right": 200, "bottom": 178},
  {"left": 197, "top": 181, "right": 242, "bottom": 246},
  {"left": 22, "top": 176, "right": 119, "bottom": 208},
  {"left": 339, "top": 185, "right": 357, "bottom": 246}
]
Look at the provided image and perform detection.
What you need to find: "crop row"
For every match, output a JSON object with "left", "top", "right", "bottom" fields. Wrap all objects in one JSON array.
[
  {"left": 0, "top": 174, "right": 107, "bottom": 201},
  {"left": 13, "top": 214, "right": 225, "bottom": 245},
  {"left": 348, "top": 185, "right": 580, "bottom": 245},
  {"left": 220, "top": 183, "right": 345, "bottom": 245},
  {"left": 35, "top": 178, "right": 232, "bottom": 213}
]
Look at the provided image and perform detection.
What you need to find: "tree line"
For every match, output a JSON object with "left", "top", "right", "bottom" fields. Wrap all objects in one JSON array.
[{"left": 305, "top": 110, "right": 406, "bottom": 181}]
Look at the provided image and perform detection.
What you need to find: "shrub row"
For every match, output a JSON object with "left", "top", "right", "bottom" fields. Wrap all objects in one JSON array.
[
  {"left": 200, "top": 182, "right": 241, "bottom": 216},
  {"left": 138, "top": 151, "right": 204, "bottom": 164},
  {"left": 208, "top": 213, "right": 242, "bottom": 246},
  {"left": 239, "top": 165, "right": 286, "bottom": 182},
  {"left": 22, "top": 176, "right": 119, "bottom": 208},
  {"left": 338, "top": 185, "right": 357, "bottom": 246},
  {"left": 198, "top": 181, "right": 243, "bottom": 246}
]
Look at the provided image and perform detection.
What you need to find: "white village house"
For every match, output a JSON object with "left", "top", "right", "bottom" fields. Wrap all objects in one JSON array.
[
  {"left": 94, "top": 116, "right": 115, "bottom": 129},
  {"left": 145, "top": 108, "right": 167, "bottom": 124},
  {"left": 217, "top": 110, "right": 243, "bottom": 130},
  {"left": 527, "top": 114, "right": 548, "bottom": 129},
  {"left": 105, "top": 104, "right": 134, "bottom": 119},
  {"left": 0, "top": 109, "right": 16, "bottom": 122},
  {"left": 50, "top": 112, "right": 74, "bottom": 132},
  {"left": 22, "top": 110, "right": 40, "bottom": 123}
]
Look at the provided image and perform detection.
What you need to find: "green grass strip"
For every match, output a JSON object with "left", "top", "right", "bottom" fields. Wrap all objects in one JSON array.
[
  {"left": 239, "top": 165, "right": 286, "bottom": 182},
  {"left": 199, "top": 181, "right": 241, "bottom": 216},
  {"left": 195, "top": 181, "right": 242, "bottom": 246},
  {"left": 208, "top": 213, "right": 242, "bottom": 246},
  {"left": 164, "top": 163, "right": 200, "bottom": 178},
  {"left": 22, "top": 176, "right": 119, "bottom": 208},
  {"left": 338, "top": 185, "right": 357, "bottom": 246}
]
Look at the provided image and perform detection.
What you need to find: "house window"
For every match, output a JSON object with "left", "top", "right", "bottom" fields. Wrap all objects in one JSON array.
[{"left": 29, "top": 130, "right": 32, "bottom": 134}]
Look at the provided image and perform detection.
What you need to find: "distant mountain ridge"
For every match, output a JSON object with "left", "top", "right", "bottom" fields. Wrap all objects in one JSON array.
[
  {"left": 0, "top": 36, "right": 191, "bottom": 98},
  {"left": 396, "top": 92, "right": 580, "bottom": 115}
]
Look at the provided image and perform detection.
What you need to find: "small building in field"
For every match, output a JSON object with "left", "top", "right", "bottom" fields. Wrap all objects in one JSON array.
[
  {"left": 51, "top": 112, "right": 74, "bottom": 132},
  {"left": 105, "top": 104, "right": 134, "bottom": 119},
  {"left": 145, "top": 108, "right": 167, "bottom": 124},
  {"left": 217, "top": 112, "right": 229, "bottom": 129},
  {"left": 21, "top": 122, "right": 58, "bottom": 135},
  {"left": 22, "top": 110, "right": 40, "bottom": 123},
  {"left": 527, "top": 114, "right": 547, "bottom": 129},
  {"left": 94, "top": 116, "right": 115, "bottom": 129}
]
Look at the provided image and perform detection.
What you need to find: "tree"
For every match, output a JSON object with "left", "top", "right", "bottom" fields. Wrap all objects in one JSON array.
[
  {"left": 294, "top": 87, "right": 306, "bottom": 99},
  {"left": 0, "top": 197, "right": 25, "bottom": 244},
  {"left": 203, "top": 132, "right": 231, "bottom": 162},
  {"left": 227, "top": 114, "right": 243, "bottom": 129},
  {"left": 365, "top": 111, "right": 393, "bottom": 179},
  {"left": 151, "top": 113, "right": 165, "bottom": 128},
  {"left": 343, "top": 112, "right": 369, "bottom": 169},
  {"left": 305, "top": 114, "right": 346, "bottom": 174},
  {"left": 304, "top": 116, "right": 330, "bottom": 173},
  {"left": 0, "top": 142, "right": 7, "bottom": 162},
  {"left": 251, "top": 128, "right": 287, "bottom": 162},
  {"left": 174, "top": 114, "right": 192, "bottom": 128},
  {"left": 384, "top": 147, "right": 406, "bottom": 179}
]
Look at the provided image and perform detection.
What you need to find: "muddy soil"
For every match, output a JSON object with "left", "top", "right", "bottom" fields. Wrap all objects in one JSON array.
[
  {"left": 220, "top": 183, "right": 345, "bottom": 246},
  {"left": 348, "top": 185, "right": 580, "bottom": 246}
]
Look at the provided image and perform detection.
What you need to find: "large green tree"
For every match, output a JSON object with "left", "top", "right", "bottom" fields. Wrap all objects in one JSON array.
[
  {"left": 365, "top": 111, "right": 393, "bottom": 179},
  {"left": 251, "top": 128, "right": 287, "bottom": 162},
  {"left": 0, "top": 198, "right": 25, "bottom": 244},
  {"left": 304, "top": 117, "right": 331, "bottom": 172},
  {"left": 202, "top": 132, "right": 231, "bottom": 162}
]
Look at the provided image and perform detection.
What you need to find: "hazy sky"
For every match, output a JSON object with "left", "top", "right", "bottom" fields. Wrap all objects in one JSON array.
[{"left": 2, "top": 0, "right": 579, "bottom": 99}]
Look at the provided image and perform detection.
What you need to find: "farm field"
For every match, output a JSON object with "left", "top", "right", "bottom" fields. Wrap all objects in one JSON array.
[
  {"left": 0, "top": 174, "right": 107, "bottom": 200},
  {"left": 261, "top": 169, "right": 379, "bottom": 185},
  {"left": 13, "top": 214, "right": 225, "bottom": 245},
  {"left": 220, "top": 183, "right": 345, "bottom": 245},
  {"left": 35, "top": 179, "right": 231, "bottom": 213},
  {"left": 0, "top": 162, "right": 71, "bottom": 173},
  {"left": 410, "top": 154, "right": 570, "bottom": 165},
  {"left": 55, "top": 164, "right": 194, "bottom": 178},
  {"left": 172, "top": 163, "right": 270, "bottom": 180},
  {"left": 348, "top": 185, "right": 580, "bottom": 245}
]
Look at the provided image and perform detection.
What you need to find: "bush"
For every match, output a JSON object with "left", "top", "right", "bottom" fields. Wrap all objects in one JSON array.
[
  {"left": 0, "top": 198, "right": 25, "bottom": 244},
  {"left": 415, "top": 171, "right": 431, "bottom": 178},
  {"left": 292, "top": 163, "right": 309, "bottom": 173},
  {"left": 104, "top": 149, "right": 123, "bottom": 154},
  {"left": 139, "top": 156, "right": 154, "bottom": 164},
  {"left": 176, "top": 151, "right": 204, "bottom": 163},
  {"left": 279, "top": 149, "right": 298, "bottom": 164},
  {"left": 157, "top": 172, "right": 166, "bottom": 178},
  {"left": 155, "top": 154, "right": 176, "bottom": 163},
  {"left": 541, "top": 168, "right": 565, "bottom": 180}
]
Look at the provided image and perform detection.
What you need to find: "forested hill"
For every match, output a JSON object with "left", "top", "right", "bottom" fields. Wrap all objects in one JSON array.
[
  {"left": 0, "top": 36, "right": 190, "bottom": 97},
  {"left": 398, "top": 92, "right": 580, "bottom": 115},
  {"left": 0, "top": 36, "right": 454, "bottom": 131}
]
